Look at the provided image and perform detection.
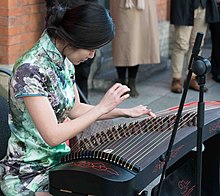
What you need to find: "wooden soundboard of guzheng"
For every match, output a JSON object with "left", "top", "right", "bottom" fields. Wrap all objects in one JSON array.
[{"left": 49, "top": 101, "right": 220, "bottom": 196}]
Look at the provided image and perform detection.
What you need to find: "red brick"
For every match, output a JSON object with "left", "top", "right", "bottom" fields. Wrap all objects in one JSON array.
[
  {"left": 8, "top": 25, "right": 27, "bottom": 36},
  {"left": 0, "top": 0, "right": 19, "bottom": 8},
  {"left": 0, "top": 8, "right": 9, "bottom": 17},
  {"left": 23, "top": 41, "right": 35, "bottom": 52},
  {"left": 7, "top": 4, "right": 46, "bottom": 17},
  {"left": 26, "top": 18, "right": 46, "bottom": 32},
  {"left": 0, "top": 45, "right": 8, "bottom": 54},
  {"left": 3, "top": 55, "right": 17, "bottom": 64},
  {"left": 8, "top": 44, "right": 25, "bottom": 55},
  {"left": 156, "top": 0, "right": 169, "bottom": 21},
  {"left": 20, "top": 31, "right": 41, "bottom": 44},
  {"left": 0, "top": 26, "right": 8, "bottom": 36},
  {"left": 9, "top": 13, "right": 44, "bottom": 27},
  {"left": 16, "top": 0, "right": 45, "bottom": 7},
  {"left": 0, "top": 36, "right": 8, "bottom": 45},
  {"left": 0, "top": 16, "right": 8, "bottom": 26}
]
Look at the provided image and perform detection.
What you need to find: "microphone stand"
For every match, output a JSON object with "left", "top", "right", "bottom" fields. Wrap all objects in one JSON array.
[
  {"left": 156, "top": 32, "right": 211, "bottom": 196},
  {"left": 191, "top": 56, "right": 211, "bottom": 195}
]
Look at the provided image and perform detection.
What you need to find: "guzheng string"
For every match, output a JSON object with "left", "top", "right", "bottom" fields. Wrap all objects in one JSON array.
[
  {"left": 125, "top": 112, "right": 196, "bottom": 170},
  {"left": 70, "top": 103, "right": 216, "bottom": 152},
  {"left": 66, "top": 102, "right": 219, "bottom": 170},
  {"left": 92, "top": 111, "right": 196, "bottom": 170},
  {"left": 69, "top": 104, "right": 217, "bottom": 150}
]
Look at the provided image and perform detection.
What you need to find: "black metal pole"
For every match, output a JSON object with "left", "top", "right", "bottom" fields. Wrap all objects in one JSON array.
[
  {"left": 191, "top": 44, "right": 211, "bottom": 195},
  {"left": 156, "top": 32, "right": 204, "bottom": 196},
  {"left": 196, "top": 79, "right": 205, "bottom": 196},
  {"left": 192, "top": 58, "right": 211, "bottom": 195}
]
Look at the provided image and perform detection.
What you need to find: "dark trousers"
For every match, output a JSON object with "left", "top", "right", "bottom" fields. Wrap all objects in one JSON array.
[
  {"left": 209, "top": 21, "right": 220, "bottom": 76},
  {"left": 116, "top": 65, "right": 139, "bottom": 81}
]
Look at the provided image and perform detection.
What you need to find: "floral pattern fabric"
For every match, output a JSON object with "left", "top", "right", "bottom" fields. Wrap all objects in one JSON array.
[{"left": 0, "top": 31, "right": 75, "bottom": 195}]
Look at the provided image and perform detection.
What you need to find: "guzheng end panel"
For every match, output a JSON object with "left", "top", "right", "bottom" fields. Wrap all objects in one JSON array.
[{"left": 49, "top": 159, "right": 137, "bottom": 196}]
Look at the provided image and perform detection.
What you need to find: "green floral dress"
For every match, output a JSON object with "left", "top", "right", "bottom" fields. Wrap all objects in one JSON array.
[{"left": 0, "top": 31, "right": 75, "bottom": 195}]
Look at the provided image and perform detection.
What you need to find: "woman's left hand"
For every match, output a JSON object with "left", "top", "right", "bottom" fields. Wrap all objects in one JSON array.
[{"left": 126, "top": 105, "right": 156, "bottom": 118}]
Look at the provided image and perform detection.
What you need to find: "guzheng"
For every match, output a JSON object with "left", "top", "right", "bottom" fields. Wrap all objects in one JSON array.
[{"left": 49, "top": 101, "right": 220, "bottom": 196}]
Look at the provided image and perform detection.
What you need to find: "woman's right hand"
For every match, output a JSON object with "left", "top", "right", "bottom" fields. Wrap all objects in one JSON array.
[{"left": 97, "top": 83, "right": 130, "bottom": 114}]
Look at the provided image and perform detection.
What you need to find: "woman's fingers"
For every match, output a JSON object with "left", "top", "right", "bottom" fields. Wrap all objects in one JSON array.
[
  {"left": 106, "top": 83, "right": 130, "bottom": 101},
  {"left": 111, "top": 83, "right": 130, "bottom": 97},
  {"left": 144, "top": 106, "right": 156, "bottom": 118},
  {"left": 98, "top": 83, "right": 131, "bottom": 113}
]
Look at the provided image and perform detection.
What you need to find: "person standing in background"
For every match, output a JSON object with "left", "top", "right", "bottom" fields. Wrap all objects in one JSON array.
[
  {"left": 208, "top": 0, "right": 220, "bottom": 82},
  {"left": 110, "top": 0, "right": 160, "bottom": 98},
  {"left": 170, "top": 0, "right": 220, "bottom": 93},
  {"left": 170, "top": 0, "right": 209, "bottom": 93}
]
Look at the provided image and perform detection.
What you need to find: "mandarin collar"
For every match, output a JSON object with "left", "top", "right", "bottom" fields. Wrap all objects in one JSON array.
[{"left": 39, "top": 30, "right": 65, "bottom": 69}]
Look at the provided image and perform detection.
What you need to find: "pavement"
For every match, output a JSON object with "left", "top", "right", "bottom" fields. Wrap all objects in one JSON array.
[{"left": 87, "top": 38, "right": 220, "bottom": 125}]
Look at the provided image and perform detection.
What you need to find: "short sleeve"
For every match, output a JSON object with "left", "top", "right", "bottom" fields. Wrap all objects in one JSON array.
[{"left": 12, "top": 63, "right": 48, "bottom": 98}]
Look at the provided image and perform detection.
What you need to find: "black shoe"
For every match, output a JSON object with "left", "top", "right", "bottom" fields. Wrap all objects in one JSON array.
[
  {"left": 128, "top": 78, "right": 139, "bottom": 98},
  {"left": 213, "top": 75, "right": 220, "bottom": 83}
]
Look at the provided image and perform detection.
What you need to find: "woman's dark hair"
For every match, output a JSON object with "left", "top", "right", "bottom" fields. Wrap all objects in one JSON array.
[{"left": 46, "top": 1, "right": 115, "bottom": 50}]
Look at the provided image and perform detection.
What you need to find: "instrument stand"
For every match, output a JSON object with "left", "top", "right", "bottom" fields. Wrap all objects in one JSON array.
[{"left": 156, "top": 32, "right": 211, "bottom": 196}]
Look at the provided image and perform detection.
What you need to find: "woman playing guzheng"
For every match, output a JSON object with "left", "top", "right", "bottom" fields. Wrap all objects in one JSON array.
[{"left": 0, "top": 1, "right": 155, "bottom": 196}]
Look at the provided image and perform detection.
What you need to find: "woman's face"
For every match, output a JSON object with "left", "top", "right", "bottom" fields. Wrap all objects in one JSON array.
[{"left": 63, "top": 46, "right": 96, "bottom": 65}]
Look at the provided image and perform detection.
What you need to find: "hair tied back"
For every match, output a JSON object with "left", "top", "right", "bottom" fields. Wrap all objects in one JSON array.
[{"left": 48, "top": 3, "right": 67, "bottom": 26}]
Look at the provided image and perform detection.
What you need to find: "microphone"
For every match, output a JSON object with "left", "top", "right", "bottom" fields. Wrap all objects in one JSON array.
[{"left": 192, "top": 32, "right": 204, "bottom": 56}]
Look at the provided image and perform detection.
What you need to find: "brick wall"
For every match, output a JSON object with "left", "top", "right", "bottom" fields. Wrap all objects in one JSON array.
[
  {"left": 0, "top": 0, "right": 46, "bottom": 65},
  {"left": 157, "top": 0, "right": 170, "bottom": 21},
  {"left": 0, "top": 0, "right": 170, "bottom": 66}
]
